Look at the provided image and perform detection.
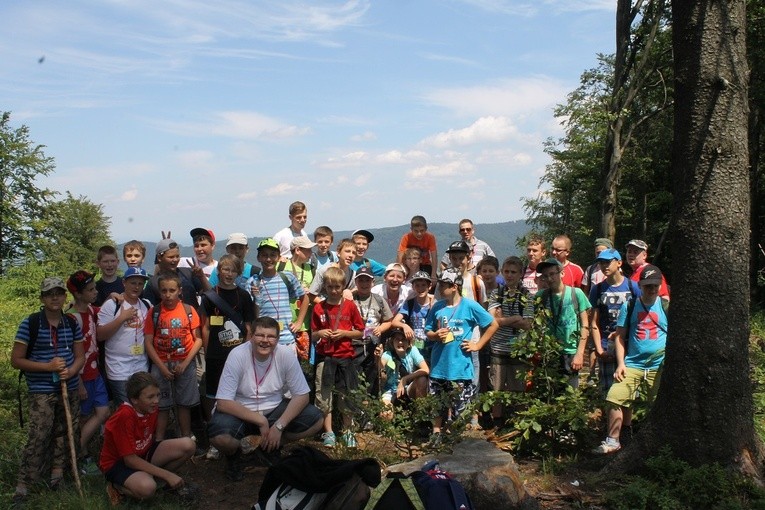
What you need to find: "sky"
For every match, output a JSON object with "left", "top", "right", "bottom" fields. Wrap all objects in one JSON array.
[{"left": 1, "top": 0, "right": 615, "bottom": 243}]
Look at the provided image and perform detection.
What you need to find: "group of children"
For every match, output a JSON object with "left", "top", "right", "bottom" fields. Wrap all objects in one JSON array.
[{"left": 11, "top": 199, "right": 669, "bottom": 505}]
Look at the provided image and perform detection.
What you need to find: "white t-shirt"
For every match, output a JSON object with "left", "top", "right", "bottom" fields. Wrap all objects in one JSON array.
[
  {"left": 215, "top": 343, "right": 309, "bottom": 413},
  {"left": 273, "top": 227, "right": 307, "bottom": 259},
  {"left": 97, "top": 298, "right": 150, "bottom": 381},
  {"left": 177, "top": 257, "right": 217, "bottom": 277},
  {"left": 371, "top": 283, "right": 415, "bottom": 316}
]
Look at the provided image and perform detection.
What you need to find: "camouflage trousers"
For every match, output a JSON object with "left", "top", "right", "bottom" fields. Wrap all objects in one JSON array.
[{"left": 18, "top": 391, "right": 80, "bottom": 488}]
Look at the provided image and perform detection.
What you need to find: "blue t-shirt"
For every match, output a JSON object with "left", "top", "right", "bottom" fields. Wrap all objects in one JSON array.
[
  {"left": 589, "top": 278, "right": 641, "bottom": 349},
  {"left": 16, "top": 313, "right": 83, "bottom": 393},
  {"left": 616, "top": 298, "right": 668, "bottom": 370},
  {"left": 381, "top": 346, "right": 425, "bottom": 394},
  {"left": 350, "top": 258, "right": 386, "bottom": 277},
  {"left": 425, "top": 298, "right": 494, "bottom": 381},
  {"left": 248, "top": 272, "right": 305, "bottom": 345},
  {"left": 208, "top": 262, "right": 259, "bottom": 291},
  {"left": 399, "top": 298, "right": 433, "bottom": 347}
]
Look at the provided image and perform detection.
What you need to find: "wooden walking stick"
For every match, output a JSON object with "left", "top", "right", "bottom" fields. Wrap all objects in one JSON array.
[{"left": 60, "top": 380, "right": 84, "bottom": 497}]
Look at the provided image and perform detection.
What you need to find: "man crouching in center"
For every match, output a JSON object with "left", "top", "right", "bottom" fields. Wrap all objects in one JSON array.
[{"left": 208, "top": 316, "right": 323, "bottom": 481}]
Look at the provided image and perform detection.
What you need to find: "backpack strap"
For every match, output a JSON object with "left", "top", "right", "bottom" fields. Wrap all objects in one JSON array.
[
  {"left": 278, "top": 272, "right": 297, "bottom": 300},
  {"left": 276, "top": 261, "right": 287, "bottom": 273},
  {"left": 18, "top": 312, "right": 41, "bottom": 427},
  {"left": 203, "top": 290, "right": 244, "bottom": 329}
]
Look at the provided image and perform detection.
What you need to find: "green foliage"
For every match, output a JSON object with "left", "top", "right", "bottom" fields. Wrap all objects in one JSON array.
[
  {"left": 38, "top": 192, "right": 114, "bottom": 275},
  {"left": 472, "top": 299, "right": 601, "bottom": 456},
  {"left": 749, "top": 313, "right": 765, "bottom": 443},
  {"left": 604, "top": 447, "right": 765, "bottom": 510},
  {"left": 0, "top": 111, "right": 57, "bottom": 272},
  {"left": 345, "top": 373, "right": 462, "bottom": 460}
]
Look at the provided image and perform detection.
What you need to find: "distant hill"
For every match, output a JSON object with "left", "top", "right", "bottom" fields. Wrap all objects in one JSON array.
[{"left": 118, "top": 220, "right": 529, "bottom": 269}]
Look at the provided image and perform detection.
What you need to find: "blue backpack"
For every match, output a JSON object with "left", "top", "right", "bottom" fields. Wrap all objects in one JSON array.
[{"left": 410, "top": 461, "right": 474, "bottom": 510}]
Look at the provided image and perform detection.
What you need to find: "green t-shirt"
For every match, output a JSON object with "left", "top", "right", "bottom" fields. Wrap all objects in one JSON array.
[{"left": 535, "top": 286, "right": 591, "bottom": 354}]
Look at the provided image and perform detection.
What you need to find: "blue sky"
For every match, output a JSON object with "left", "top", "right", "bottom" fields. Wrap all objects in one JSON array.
[{"left": 2, "top": 0, "right": 615, "bottom": 243}]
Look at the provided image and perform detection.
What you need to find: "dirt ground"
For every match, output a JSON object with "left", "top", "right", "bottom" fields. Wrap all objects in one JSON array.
[{"left": 180, "top": 431, "right": 609, "bottom": 510}]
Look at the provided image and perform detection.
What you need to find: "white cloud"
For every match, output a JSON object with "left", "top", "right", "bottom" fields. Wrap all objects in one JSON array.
[
  {"left": 265, "top": 182, "right": 315, "bottom": 196},
  {"left": 353, "top": 174, "right": 371, "bottom": 186},
  {"left": 350, "top": 131, "right": 377, "bottom": 142},
  {"left": 154, "top": 111, "right": 310, "bottom": 140},
  {"left": 407, "top": 160, "right": 475, "bottom": 179},
  {"left": 419, "top": 116, "right": 517, "bottom": 148},
  {"left": 320, "top": 151, "right": 370, "bottom": 169},
  {"left": 174, "top": 150, "right": 216, "bottom": 168},
  {"left": 455, "top": 0, "right": 614, "bottom": 16},
  {"left": 119, "top": 188, "right": 138, "bottom": 202},
  {"left": 376, "top": 150, "right": 429, "bottom": 164},
  {"left": 423, "top": 77, "right": 569, "bottom": 118},
  {"left": 476, "top": 148, "right": 533, "bottom": 166},
  {"left": 236, "top": 191, "right": 259, "bottom": 200}
]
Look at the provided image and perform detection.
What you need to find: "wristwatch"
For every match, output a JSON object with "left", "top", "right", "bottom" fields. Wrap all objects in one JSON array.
[{"left": 275, "top": 421, "right": 285, "bottom": 431}]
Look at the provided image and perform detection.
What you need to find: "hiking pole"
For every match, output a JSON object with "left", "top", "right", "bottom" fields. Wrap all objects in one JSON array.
[{"left": 60, "top": 380, "right": 84, "bottom": 497}]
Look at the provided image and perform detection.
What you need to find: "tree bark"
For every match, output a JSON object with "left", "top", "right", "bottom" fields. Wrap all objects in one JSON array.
[{"left": 609, "top": 0, "right": 762, "bottom": 474}]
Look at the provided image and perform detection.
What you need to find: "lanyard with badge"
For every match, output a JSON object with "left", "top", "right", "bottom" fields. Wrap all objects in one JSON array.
[{"left": 252, "top": 349, "right": 273, "bottom": 410}]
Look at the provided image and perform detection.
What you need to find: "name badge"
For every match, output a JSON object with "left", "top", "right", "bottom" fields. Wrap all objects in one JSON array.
[
  {"left": 130, "top": 344, "right": 144, "bottom": 355},
  {"left": 210, "top": 315, "right": 224, "bottom": 326}
]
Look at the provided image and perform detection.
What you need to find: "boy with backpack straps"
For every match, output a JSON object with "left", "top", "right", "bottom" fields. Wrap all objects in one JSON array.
[
  {"left": 11, "top": 277, "right": 85, "bottom": 506},
  {"left": 594, "top": 264, "right": 668, "bottom": 454},
  {"left": 535, "top": 258, "right": 592, "bottom": 388}
]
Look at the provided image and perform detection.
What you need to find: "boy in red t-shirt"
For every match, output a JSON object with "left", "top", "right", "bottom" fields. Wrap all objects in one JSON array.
[
  {"left": 66, "top": 270, "right": 109, "bottom": 476},
  {"left": 397, "top": 215, "right": 438, "bottom": 281},
  {"left": 100, "top": 371, "right": 195, "bottom": 504},
  {"left": 311, "top": 266, "right": 365, "bottom": 448},
  {"left": 144, "top": 273, "right": 203, "bottom": 441}
]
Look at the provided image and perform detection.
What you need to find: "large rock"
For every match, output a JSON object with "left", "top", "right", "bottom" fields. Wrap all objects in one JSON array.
[{"left": 386, "top": 438, "right": 539, "bottom": 510}]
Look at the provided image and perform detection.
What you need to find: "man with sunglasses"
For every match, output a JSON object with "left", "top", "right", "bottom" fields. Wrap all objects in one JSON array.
[{"left": 439, "top": 219, "right": 495, "bottom": 274}]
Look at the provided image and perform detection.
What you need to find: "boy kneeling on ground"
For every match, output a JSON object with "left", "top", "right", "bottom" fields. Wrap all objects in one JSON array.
[
  {"left": 99, "top": 371, "right": 196, "bottom": 505},
  {"left": 376, "top": 328, "right": 429, "bottom": 420}
]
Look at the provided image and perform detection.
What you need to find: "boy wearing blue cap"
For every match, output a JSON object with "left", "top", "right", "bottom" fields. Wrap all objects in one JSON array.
[{"left": 588, "top": 249, "right": 641, "bottom": 393}]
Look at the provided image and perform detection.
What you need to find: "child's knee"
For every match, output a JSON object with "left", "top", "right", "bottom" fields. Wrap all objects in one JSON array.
[{"left": 131, "top": 475, "right": 158, "bottom": 499}]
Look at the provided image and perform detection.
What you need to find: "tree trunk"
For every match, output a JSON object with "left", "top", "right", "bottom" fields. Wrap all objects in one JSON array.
[{"left": 609, "top": 0, "right": 763, "bottom": 474}]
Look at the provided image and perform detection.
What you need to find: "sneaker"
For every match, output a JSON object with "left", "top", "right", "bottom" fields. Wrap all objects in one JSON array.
[
  {"left": 11, "top": 493, "right": 26, "bottom": 509},
  {"left": 340, "top": 431, "right": 358, "bottom": 448},
  {"left": 80, "top": 457, "right": 101, "bottom": 476},
  {"left": 205, "top": 445, "right": 221, "bottom": 460},
  {"left": 224, "top": 449, "right": 244, "bottom": 482},
  {"left": 240, "top": 435, "right": 260, "bottom": 455},
  {"left": 321, "top": 431, "right": 336, "bottom": 448},
  {"left": 593, "top": 438, "right": 621, "bottom": 454},
  {"left": 106, "top": 482, "right": 124, "bottom": 507}
]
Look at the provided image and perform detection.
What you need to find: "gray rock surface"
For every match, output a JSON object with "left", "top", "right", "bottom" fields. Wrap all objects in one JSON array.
[{"left": 387, "top": 438, "right": 539, "bottom": 510}]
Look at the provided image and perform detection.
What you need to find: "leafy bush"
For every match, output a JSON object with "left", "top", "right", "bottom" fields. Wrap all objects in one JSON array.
[
  {"left": 471, "top": 298, "right": 601, "bottom": 456},
  {"left": 604, "top": 447, "right": 765, "bottom": 510}
]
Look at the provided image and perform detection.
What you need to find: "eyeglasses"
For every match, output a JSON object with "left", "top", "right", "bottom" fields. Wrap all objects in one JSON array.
[
  {"left": 252, "top": 333, "right": 279, "bottom": 341},
  {"left": 459, "top": 227, "right": 473, "bottom": 232},
  {"left": 539, "top": 271, "right": 561, "bottom": 281}
]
